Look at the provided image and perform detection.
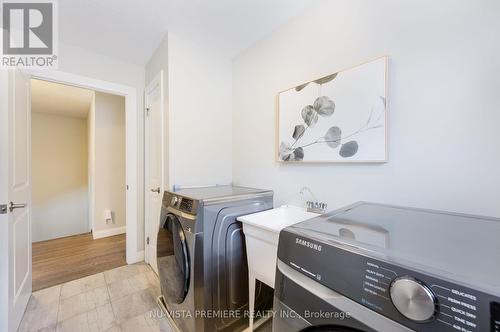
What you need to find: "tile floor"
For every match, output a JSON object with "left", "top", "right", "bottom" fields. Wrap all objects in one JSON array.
[{"left": 18, "top": 263, "right": 173, "bottom": 332}]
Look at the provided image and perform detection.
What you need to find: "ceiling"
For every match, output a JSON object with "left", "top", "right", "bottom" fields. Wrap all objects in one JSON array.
[
  {"left": 31, "top": 79, "right": 94, "bottom": 118},
  {"left": 59, "top": 0, "right": 315, "bottom": 65}
]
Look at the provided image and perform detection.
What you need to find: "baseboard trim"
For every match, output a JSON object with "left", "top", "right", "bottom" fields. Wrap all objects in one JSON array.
[
  {"left": 127, "top": 250, "right": 144, "bottom": 264},
  {"left": 92, "top": 226, "right": 126, "bottom": 240}
]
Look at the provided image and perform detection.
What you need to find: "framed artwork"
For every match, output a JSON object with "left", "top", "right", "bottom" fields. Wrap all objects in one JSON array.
[{"left": 277, "top": 56, "right": 388, "bottom": 163}]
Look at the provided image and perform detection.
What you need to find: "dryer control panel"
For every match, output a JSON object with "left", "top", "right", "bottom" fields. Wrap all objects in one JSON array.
[
  {"left": 278, "top": 229, "right": 500, "bottom": 332},
  {"left": 162, "top": 192, "right": 199, "bottom": 215}
]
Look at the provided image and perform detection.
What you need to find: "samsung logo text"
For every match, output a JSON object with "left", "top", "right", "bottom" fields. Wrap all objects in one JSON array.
[{"left": 295, "top": 238, "right": 322, "bottom": 252}]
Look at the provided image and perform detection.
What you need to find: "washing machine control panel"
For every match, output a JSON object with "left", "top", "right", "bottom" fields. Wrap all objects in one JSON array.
[
  {"left": 390, "top": 277, "right": 437, "bottom": 322},
  {"left": 278, "top": 230, "right": 500, "bottom": 332}
]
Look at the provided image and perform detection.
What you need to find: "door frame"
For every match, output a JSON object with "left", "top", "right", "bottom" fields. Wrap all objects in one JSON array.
[
  {"left": 26, "top": 69, "right": 141, "bottom": 264},
  {"left": 144, "top": 70, "right": 164, "bottom": 266},
  {"left": 0, "top": 69, "right": 9, "bottom": 331}
]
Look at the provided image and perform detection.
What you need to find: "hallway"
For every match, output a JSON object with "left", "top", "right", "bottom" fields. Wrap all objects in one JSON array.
[{"left": 32, "top": 233, "right": 126, "bottom": 291}]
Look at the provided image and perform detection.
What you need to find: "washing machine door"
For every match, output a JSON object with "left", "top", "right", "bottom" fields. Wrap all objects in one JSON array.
[
  {"left": 273, "top": 296, "right": 372, "bottom": 332},
  {"left": 157, "top": 213, "right": 190, "bottom": 304}
]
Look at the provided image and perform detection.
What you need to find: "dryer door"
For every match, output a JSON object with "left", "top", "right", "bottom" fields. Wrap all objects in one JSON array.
[{"left": 157, "top": 213, "right": 190, "bottom": 304}]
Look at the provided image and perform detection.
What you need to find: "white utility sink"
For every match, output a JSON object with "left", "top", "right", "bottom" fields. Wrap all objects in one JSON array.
[{"left": 238, "top": 205, "right": 319, "bottom": 331}]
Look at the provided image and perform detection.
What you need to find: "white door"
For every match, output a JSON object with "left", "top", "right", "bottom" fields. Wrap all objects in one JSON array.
[
  {"left": 0, "top": 69, "right": 32, "bottom": 332},
  {"left": 144, "top": 71, "right": 164, "bottom": 274}
]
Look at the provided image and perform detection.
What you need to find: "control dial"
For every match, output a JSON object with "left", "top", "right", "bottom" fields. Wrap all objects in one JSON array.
[
  {"left": 390, "top": 277, "right": 437, "bottom": 322},
  {"left": 171, "top": 196, "right": 179, "bottom": 206}
]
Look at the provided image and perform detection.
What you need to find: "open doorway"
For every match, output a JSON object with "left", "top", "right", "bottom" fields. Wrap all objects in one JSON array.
[{"left": 30, "top": 79, "right": 127, "bottom": 290}]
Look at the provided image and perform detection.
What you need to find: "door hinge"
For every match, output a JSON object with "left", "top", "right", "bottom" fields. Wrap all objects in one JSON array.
[
  {"left": 146, "top": 236, "right": 150, "bottom": 245},
  {"left": 0, "top": 204, "right": 7, "bottom": 214},
  {"left": 145, "top": 107, "right": 150, "bottom": 116}
]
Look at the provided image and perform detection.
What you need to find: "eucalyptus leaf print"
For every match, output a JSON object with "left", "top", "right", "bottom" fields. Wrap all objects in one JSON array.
[
  {"left": 294, "top": 73, "right": 338, "bottom": 92},
  {"left": 339, "top": 141, "right": 359, "bottom": 158},
  {"left": 280, "top": 95, "right": 385, "bottom": 161},
  {"left": 293, "top": 147, "right": 304, "bottom": 161},
  {"left": 324, "top": 126, "right": 342, "bottom": 149},
  {"left": 313, "top": 73, "right": 337, "bottom": 85},
  {"left": 295, "top": 83, "right": 309, "bottom": 92},
  {"left": 279, "top": 142, "right": 304, "bottom": 161},
  {"left": 314, "top": 96, "right": 335, "bottom": 117},
  {"left": 292, "top": 125, "right": 306, "bottom": 140},
  {"left": 279, "top": 142, "right": 293, "bottom": 161},
  {"left": 301, "top": 105, "right": 318, "bottom": 127},
  {"left": 278, "top": 57, "right": 387, "bottom": 162}
]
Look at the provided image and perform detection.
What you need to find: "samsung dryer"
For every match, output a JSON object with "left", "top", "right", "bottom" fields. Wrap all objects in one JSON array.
[{"left": 157, "top": 186, "right": 273, "bottom": 332}]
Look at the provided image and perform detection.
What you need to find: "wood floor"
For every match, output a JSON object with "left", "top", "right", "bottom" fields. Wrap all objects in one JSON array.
[{"left": 32, "top": 232, "right": 126, "bottom": 291}]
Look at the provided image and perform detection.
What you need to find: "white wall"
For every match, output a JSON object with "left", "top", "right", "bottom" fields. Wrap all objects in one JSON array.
[
  {"left": 145, "top": 32, "right": 233, "bottom": 188},
  {"left": 92, "top": 92, "right": 126, "bottom": 234},
  {"left": 58, "top": 42, "right": 146, "bottom": 250},
  {"left": 232, "top": 0, "right": 500, "bottom": 217},
  {"left": 32, "top": 112, "right": 89, "bottom": 242},
  {"left": 166, "top": 32, "right": 233, "bottom": 187}
]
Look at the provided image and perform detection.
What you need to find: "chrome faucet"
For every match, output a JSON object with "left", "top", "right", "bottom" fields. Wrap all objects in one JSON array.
[
  {"left": 299, "top": 186, "right": 327, "bottom": 213},
  {"left": 306, "top": 200, "right": 327, "bottom": 214}
]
